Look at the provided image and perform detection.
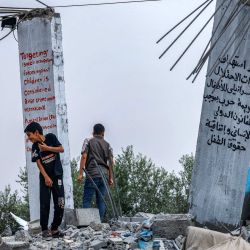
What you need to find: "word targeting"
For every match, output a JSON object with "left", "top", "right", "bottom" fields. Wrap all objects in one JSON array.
[{"left": 20, "top": 49, "right": 57, "bottom": 152}]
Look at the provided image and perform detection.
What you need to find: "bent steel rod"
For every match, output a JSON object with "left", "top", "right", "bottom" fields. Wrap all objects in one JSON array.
[
  {"left": 157, "top": 0, "right": 212, "bottom": 44},
  {"left": 83, "top": 169, "right": 115, "bottom": 218},
  {"left": 170, "top": 0, "right": 226, "bottom": 71},
  {"left": 192, "top": 0, "right": 248, "bottom": 78},
  {"left": 96, "top": 163, "right": 119, "bottom": 219},
  {"left": 211, "top": 18, "right": 250, "bottom": 94},
  {"left": 191, "top": 0, "right": 248, "bottom": 82},
  {"left": 159, "top": 0, "right": 214, "bottom": 59},
  {"left": 206, "top": 11, "right": 248, "bottom": 77},
  {"left": 186, "top": 0, "right": 234, "bottom": 80}
]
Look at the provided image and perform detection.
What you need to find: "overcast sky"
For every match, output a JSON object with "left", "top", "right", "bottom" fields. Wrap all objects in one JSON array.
[{"left": 0, "top": 0, "right": 215, "bottom": 192}]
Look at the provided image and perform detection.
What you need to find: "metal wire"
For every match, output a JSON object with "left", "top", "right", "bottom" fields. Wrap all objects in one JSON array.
[
  {"left": 157, "top": 0, "right": 212, "bottom": 44},
  {"left": 159, "top": 0, "right": 214, "bottom": 59},
  {"left": 169, "top": 0, "right": 226, "bottom": 71},
  {"left": 84, "top": 169, "right": 114, "bottom": 218},
  {"left": 12, "top": 30, "right": 18, "bottom": 42},
  {"left": 190, "top": 0, "right": 249, "bottom": 82},
  {"left": 0, "top": 7, "right": 33, "bottom": 10},
  {"left": 111, "top": 167, "right": 123, "bottom": 217},
  {"left": 211, "top": 17, "right": 250, "bottom": 94},
  {"left": 35, "top": 0, "right": 51, "bottom": 8},
  {"left": 95, "top": 162, "right": 119, "bottom": 219},
  {"left": 189, "top": 0, "right": 246, "bottom": 83},
  {"left": 195, "top": 0, "right": 247, "bottom": 70},
  {"left": 207, "top": 11, "right": 248, "bottom": 77},
  {"left": 51, "top": 0, "right": 161, "bottom": 8},
  {"left": 0, "top": 12, "right": 28, "bottom": 42},
  {"left": 186, "top": 0, "right": 234, "bottom": 80}
]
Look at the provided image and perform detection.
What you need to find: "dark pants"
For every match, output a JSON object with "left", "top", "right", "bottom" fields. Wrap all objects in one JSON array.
[
  {"left": 82, "top": 177, "right": 107, "bottom": 221},
  {"left": 40, "top": 174, "right": 65, "bottom": 231}
]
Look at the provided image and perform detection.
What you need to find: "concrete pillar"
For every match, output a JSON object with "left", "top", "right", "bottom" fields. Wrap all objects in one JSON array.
[
  {"left": 17, "top": 10, "right": 74, "bottom": 220},
  {"left": 190, "top": 1, "right": 250, "bottom": 226}
]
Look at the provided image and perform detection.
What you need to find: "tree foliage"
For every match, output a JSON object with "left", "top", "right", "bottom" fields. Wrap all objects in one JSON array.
[
  {"left": 71, "top": 158, "right": 83, "bottom": 208},
  {"left": 0, "top": 185, "right": 29, "bottom": 233},
  {"left": 112, "top": 146, "right": 194, "bottom": 215}
]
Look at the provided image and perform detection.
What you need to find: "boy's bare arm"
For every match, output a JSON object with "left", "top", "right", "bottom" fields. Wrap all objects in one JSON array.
[
  {"left": 108, "top": 157, "right": 114, "bottom": 186},
  {"left": 36, "top": 159, "right": 53, "bottom": 187},
  {"left": 77, "top": 152, "right": 87, "bottom": 183},
  {"left": 39, "top": 143, "right": 64, "bottom": 153}
]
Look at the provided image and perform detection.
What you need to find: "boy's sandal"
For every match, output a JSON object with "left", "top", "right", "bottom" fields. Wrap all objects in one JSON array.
[
  {"left": 42, "top": 230, "right": 52, "bottom": 240},
  {"left": 51, "top": 230, "right": 65, "bottom": 238}
]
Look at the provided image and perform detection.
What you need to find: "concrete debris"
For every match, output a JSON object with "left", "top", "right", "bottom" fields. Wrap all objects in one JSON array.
[
  {"left": 0, "top": 213, "right": 192, "bottom": 250},
  {"left": 1, "top": 226, "right": 12, "bottom": 237},
  {"left": 152, "top": 214, "right": 192, "bottom": 239},
  {"left": 75, "top": 208, "right": 101, "bottom": 226},
  {"left": 28, "top": 220, "right": 41, "bottom": 235},
  {"left": 0, "top": 241, "right": 30, "bottom": 250},
  {"left": 15, "top": 230, "right": 32, "bottom": 243}
]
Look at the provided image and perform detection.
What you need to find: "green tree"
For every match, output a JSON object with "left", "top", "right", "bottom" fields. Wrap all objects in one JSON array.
[
  {"left": 71, "top": 158, "right": 83, "bottom": 208},
  {"left": 178, "top": 153, "right": 195, "bottom": 212},
  {"left": 112, "top": 146, "right": 194, "bottom": 215},
  {"left": 16, "top": 167, "right": 29, "bottom": 221},
  {"left": 0, "top": 185, "right": 28, "bottom": 233}
]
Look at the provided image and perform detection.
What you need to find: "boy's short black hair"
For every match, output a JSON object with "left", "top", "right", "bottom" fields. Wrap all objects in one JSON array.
[
  {"left": 93, "top": 123, "right": 105, "bottom": 135},
  {"left": 24, "top": 122, "right": 43, "bottom": 135}
]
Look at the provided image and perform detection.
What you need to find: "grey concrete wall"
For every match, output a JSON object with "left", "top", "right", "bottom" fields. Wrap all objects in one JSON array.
[
  {"left": 190, "top": 0, "right": 250, "bottom": 226},
  {"left": 18, "top": 13, "right": 74, "bottom": 220}
]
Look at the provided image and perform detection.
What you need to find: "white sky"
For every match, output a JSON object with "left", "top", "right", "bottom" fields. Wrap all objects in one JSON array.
[{"left": 0, "top": 0, "right": 215, "bottom": 192}]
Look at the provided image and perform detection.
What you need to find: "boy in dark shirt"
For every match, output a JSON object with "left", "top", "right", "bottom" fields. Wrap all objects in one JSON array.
[
  {"left": 77, "top": 123, "right": 114, "bottom": 221},
  {"left": 24, "top": 122, "right": 65, "bottom": 238}
]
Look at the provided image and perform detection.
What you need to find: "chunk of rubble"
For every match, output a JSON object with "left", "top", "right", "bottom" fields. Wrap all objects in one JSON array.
[
  {"left": 90, "top": 239, "right": 108, "bottom": 249},
  {"left": 0, "top": 241, "right": 30, "bottom": 250},
  {"left": 152, "top": 214, "right": 192, "bottom": 239},
  {"left": 15, "top": 230, "right": 32, "bottom": 243},
  {"left": 1, "top": 226, "right": 12, "bottom": 237}
]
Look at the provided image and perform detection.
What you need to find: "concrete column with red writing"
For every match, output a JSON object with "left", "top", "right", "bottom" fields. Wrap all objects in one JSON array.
[{"left": 17, "top": 10, "right": 74, "bottom": 220}]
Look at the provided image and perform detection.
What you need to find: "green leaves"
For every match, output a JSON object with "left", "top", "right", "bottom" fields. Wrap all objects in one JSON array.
[
  {"left": 112, "top": 146, "right": 194, "bottom": 215},
  {"left": 71, "top": 158, "right": 84, "bottom": 208},
  {"left": 0, "top": 185, "right": 29, "bottom": 233}
]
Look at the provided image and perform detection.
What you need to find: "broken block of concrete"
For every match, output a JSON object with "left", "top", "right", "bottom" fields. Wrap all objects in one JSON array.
[
  {"left": 64, "top": 208, "right": 77, "bottom": 227},
  {"left": 108, "top": 237, "right": 123, "bottom": 245},
  {"left": 0, "top": 241, "right": 30, "bottom": 250},
  {"left": 90, "top": 239, "right": 108, "bottom": 249},
  {"left": 152, "top": 214, "right": 192, "bottom": 239},
  {"left": 118, "top": 216, "right": 148, "bottom": 223},
  {"left": 14, "top": 230, "right": 32, "bottom": 243},
  {"left": 75, "top": 208, "right": 101, "bottom": 226},
  {"left": 1, "top": 226, "right": 12, "bottom": 237},
  {"left": 28, "top": 219, "right": 41, "bottom": 234}
]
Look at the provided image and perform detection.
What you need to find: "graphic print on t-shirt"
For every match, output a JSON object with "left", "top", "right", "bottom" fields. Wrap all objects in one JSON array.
[{"left": 31, "top": 133, "right": 63, "bottom": 176}]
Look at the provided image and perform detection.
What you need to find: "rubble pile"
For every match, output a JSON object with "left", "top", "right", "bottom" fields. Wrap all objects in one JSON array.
[{"left": 0, "top": 213, "right": 189, "bottom": 250}]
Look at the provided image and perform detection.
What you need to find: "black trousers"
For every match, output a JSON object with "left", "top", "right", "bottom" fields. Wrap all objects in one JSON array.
[{"left": 39, "top": 174, "right": 65, "bottom": 231}]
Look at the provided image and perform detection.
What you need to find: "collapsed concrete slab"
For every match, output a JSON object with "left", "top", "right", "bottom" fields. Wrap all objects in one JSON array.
[
  {"left": 152, "top": 214, "right": 192, "bottom": 239},
  {"left": 75, "top": 208, "right": 101, "bottom": 226},
  {"left": 64, "top": 208, "right": 101, "bottom": 227},
  {"left": 118, "top": 216, "right": 146, "bottom": 223},
  {"left": 0, "top": 239, "right": 29, "bottom": 250},
  {"left": 64, "top": 208, "right": 78, "bottom": 227}
]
